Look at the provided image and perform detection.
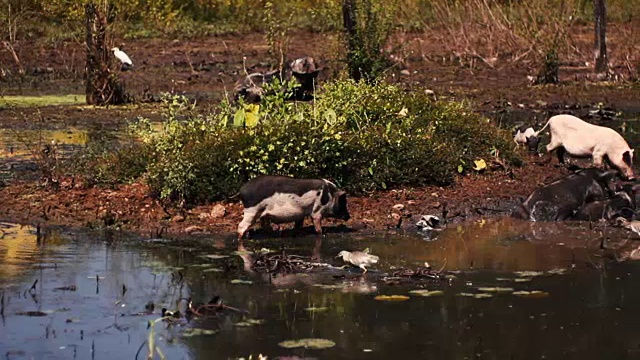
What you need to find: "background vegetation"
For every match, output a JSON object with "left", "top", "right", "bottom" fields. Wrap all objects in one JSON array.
[
  {"left": 1, "top": 0, "right": 639, "bottom": 40},
  {"left": 77, "top": 79, "right": 518, "bottom": 205}
]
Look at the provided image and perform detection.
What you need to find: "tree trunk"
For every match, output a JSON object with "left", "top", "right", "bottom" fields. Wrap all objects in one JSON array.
[
  {"left": 342, "top": 0, "right": 360, "bottom": 81},
  {"left": 85, "top": 1, "right": 128, "bottom": 105},
  {"left": 593, "top": 0, "right": 608, "bottom": 73}
]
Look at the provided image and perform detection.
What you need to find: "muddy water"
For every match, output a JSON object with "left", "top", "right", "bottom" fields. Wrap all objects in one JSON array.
[{"left": 2, "top": 219, "right": 640, "bottom": 359}]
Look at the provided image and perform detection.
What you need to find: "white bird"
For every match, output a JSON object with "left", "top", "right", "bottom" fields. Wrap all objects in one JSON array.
[
  {"left": 111, "top": 47, "right": 133, "bottom": 70},
  {"left": 336, "top": 248, "right": 379, "bottom": 273}
]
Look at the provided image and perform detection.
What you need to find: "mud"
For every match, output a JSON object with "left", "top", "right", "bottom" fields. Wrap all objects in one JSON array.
[
  {"left": 0, "top": 159, "right": 574, "bottom": 237},
  {"left": 0, "top": 27, "right": 639, "bottom": 237}
]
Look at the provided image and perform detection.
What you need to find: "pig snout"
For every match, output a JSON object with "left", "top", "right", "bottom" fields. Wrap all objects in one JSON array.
[{"left": 331, "top": 191, "right": 350, "bottom": 221}]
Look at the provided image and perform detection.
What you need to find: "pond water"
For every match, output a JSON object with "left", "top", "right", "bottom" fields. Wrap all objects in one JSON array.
[{"left": 2, "top": 219, "right": 640, "bottom": 359}]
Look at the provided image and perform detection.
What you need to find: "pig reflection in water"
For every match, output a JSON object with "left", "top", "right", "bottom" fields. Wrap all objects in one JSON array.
[{"left": 236, "top": 175, "right": 350, "bottom": 258}]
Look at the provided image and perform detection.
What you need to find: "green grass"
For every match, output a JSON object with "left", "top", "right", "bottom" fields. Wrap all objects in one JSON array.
[{"left": 0, "top": 94, "right": 85, "bottom": 108}]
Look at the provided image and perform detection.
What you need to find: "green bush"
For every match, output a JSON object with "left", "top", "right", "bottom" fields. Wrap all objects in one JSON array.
[{"left": 129, "top": 80, "right": 518, "bottom": 204}]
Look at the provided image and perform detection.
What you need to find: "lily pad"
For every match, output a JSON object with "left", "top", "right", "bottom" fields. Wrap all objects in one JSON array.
[
  {"left": 304, "top": 307, "right": 329, "bottom": 312},
  {"left": 477, "top": 287, "right": 514, "bottom": 293},
  {"left": 181, "top": 328, "right": 218, "bottom": 337},
  {"left": 312, "top": 284, "right": 344, "bottom": 290},
  {"left": 374, "top": 295, "right": 410, "bottom": 301},
  {"left": 409, "top": 290, "right": 444, "bottom": 297},
  {"left": 514, "top": 271, "right": 544, "bottom": 277},
  {"left": 278, "top": 338, "right": 336, "bottom": 349},
  {"left": 203, "top": 254, "right": 229, "bottom": 260},
  {"left": 235, "top": 318, "right": 265, "bottom": 327},
  {"left": 189, "top": 263, "right": 216, "bottom": 268},
  {"left": 513, "top": 290, "right": 549, "bottom": 298},
  {"left": 458, "top": 292, "right": 493, "bottom": 299},
  {"left": 231, "top": 279, "right": 253, "bottom": 284},
  {"left": 547, "top": 268, "right": 566, "bottom": 275}
]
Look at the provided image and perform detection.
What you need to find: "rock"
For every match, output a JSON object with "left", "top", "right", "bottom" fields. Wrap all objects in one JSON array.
[
  {"left": 400, "top": 69, "right": 411, "bottom": 76},
  {"left": 431, "top": 192, "right": 439, "bottom": 198},
  {"left": 172, "top": 215, "right": 185, "bottom": 222},
  {"left": 210, "top": 204, "right": 226, "bottom": 219},
  {"left": 392, "top": 204, "right": 405, "bottom": 211},
  {"left": 184, "top": 225, "right": 204, "bottom": 234},
  {"left": 407, "top": 200, "right": 416, "bottom": 205},
  {"left": 198, "top": 212, "right": 210, "bottom": 220},
  {"left": 425, "top": 89, "right": 435, "bottom": 96}
]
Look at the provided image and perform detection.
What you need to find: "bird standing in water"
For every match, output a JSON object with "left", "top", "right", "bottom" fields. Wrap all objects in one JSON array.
[{"left": 336, "top": 248, "right": 379, "bottom": 273}]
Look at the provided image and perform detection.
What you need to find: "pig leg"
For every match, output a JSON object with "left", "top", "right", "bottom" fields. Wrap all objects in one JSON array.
[
  {"left": 554, "top": 146, "right": 568, "bottom": 167},
  {"left": 544, "top": 137, "right": 563, "bottom": 165},
  {"left": 311, "top": 214, "right": 323, "bottom": 234},
  {"left": 592, "top": 149, "right": 606, "bottom": 169}
]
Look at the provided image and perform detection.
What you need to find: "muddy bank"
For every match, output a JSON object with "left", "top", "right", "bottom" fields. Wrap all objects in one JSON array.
[{"left": 0, "top": 158, "right": 571, "bottom": 237}]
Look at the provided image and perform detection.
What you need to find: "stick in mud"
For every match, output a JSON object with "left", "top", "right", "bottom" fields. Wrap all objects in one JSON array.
[{"left": 28, "top": 279, "right": 37, "bottom": 293}]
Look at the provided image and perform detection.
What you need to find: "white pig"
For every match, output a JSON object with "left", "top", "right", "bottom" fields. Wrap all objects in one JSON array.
[{"left": 536, "top": 114, "right": 635, "bottom": 180}]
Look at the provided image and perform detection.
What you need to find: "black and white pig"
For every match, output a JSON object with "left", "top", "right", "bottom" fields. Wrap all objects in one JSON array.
[
  {"left": 572, "top": 184, "right": 640, "bottom": 221},
  {"left": 512, "top": 168, "right": 618, "bottom": 221},
  {"left": 236, "top": 175, "right": 350, "bottom": 246},
  {"left": 535, "top": 114, "right": 635, "bottom": 180}
]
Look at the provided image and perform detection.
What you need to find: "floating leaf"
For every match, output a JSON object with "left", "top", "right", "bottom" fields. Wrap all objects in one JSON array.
[
  {"left": 304, "top": 307, "right": 329, "bottom": 312},
  {"left": 313, "top": 284, "right": 344, "bottom": 290},
  {"left": 235, "top": 318, "right": 265, "bottom": 327},
  {"left": 181, "top": 328, "right": 218, "bottom": 337},
  {"left": 458, "top": 292, "right": 493, "bottom": 298},
  {"left": 278, "top": 338, "right": 336, "bottom": 349},
  {"left": 374, "top": 295, "right": 410, "bottom": 301},
  {"left": 547, "top": 268, "right": 566, "bottom": 275},
  {"left": 513, "top": 290, "right": 549, "bottom": 298},
  {"left": 231, "top": 279, "right": 253, "bottom": 284},
  {"left": 409, "top": 290, "right": 444, "bottom": 297},
  {"left": 477, "top": 287, "right": 514, "bottom": 293},
  {"left": 203, "top": 254, "right": 229, "bottom": 260},
  {"left": 474, "top": 293, "right": 494, "bottom": 299},
  {"left": 514, "top": 271, "right": 544, "bottom": 277},
  {"left": 189, "top": 263, "right": 216, "bottom": 268},
  {"left": 473, "top": 159, "right": 487, "bottom": 171}
]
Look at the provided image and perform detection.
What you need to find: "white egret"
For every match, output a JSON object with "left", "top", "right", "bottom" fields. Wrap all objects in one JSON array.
[
  {"left": 337, "top": 249, "right": 379, "bottom": 273},
  {"left": 111, "top": 47, "right": 133, "bottom": 70}
]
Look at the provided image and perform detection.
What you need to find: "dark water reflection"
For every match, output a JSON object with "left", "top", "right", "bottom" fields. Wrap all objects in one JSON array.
[{"left": 2, "top": 219, "right": 640, "bottom": 359}]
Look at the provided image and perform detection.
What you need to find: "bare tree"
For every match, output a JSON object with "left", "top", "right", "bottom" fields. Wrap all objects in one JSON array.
[{"left": 593, "top": 0, "right": 608, "bottom": 73}]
